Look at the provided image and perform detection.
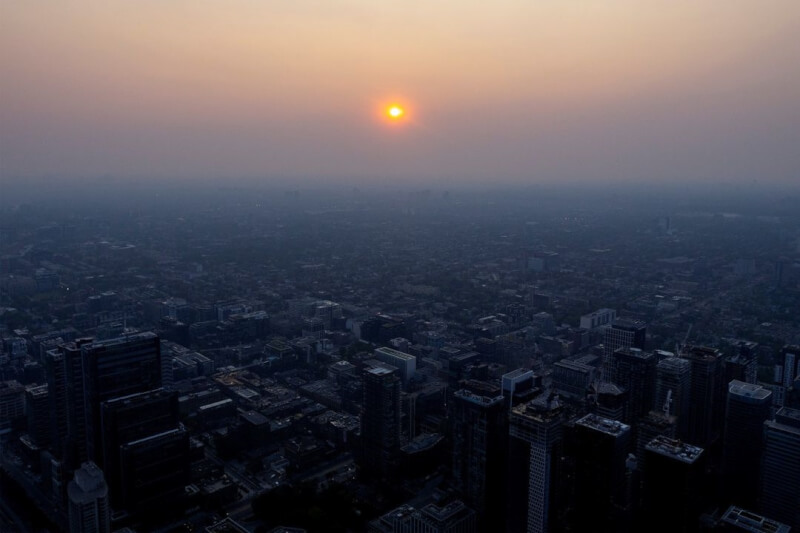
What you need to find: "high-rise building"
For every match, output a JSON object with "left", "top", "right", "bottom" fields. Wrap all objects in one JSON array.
[
  {"left": 361, "top": 366, "right": 401, "bottom": 478},
  {"left": 552, "top": 359, "right": 595, "bottom": 400},
  {"left": 724, "top": 341, "right": 758, "bottom": 385},
  {"left": 570, "top": 414, "right": 632, "bottom": 532},
  {"left": 451, "top": 383, "right": 507, "bottom": 527},
  {"left": 655, "top": 356, "right": 691, "bottom": 438},
  {"left": 81, "top": 332, "right": 162, "bottom": 464},
  {"left": 99, "top": 388, "right": 182, "bottom": 506},
  {"left": 603, "top": 319, "right": 646, "bottom": 377},
  {"left": 610, "top": 347, "right": 656, "bottom": 424},
  {"left": 780, "top": 345, "right": 799, "bottom": 389},
  {"left": 25, "top": 383, "right": 50, "bottom": 448},
  {"left": 590, "top": 382, "right": 628, "bottom": 422},
  {"left": 0, "top": 380, "right": 25, "bottom": 431},
  {"left": 641, "top": 436, "right": 707, "bottom": 533},
  {"left": 44, "top": 333, "right": 162, "bottom": 470},
  {"left": 722, "top": 381, "right": 771, "bottom": 509},
  {"left": 759, "top": 407, "right": 800, "bottom": 530},
  {"left": 67, "top": 462, "right": 110, "bottom": 533},
  {"left": 118, "top": 426, "right": 190, "bottom": 517},
  {"left": 373, "top": 347, "right": 416, "bottom": 386},
  {"left": 635, "top": 411, "right": 676, "bottom": 463},
  {"left": 681, "top": 346, "right": 726, "bottom": 448},
  {"left": 508, "top": 393, "right": 565, "bottom": 533}
]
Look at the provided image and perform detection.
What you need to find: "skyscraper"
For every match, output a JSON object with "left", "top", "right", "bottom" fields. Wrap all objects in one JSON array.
[
  {"left": 81, "top": 332, "right": 162, "bottom": 464},
  {"left": 570, "top": 414, "right": 632, "bottom": 532},
  {"left": 759, "top": 407, "right": 800, "bottom": 530},
  {"left": 722, "top": 381, "right": 771, "bottom": 509},
  {"left": 67, "top": 462, "right": 110, "bottom": 533},
  {"left": 361, "top": 366, "right": 401, "bottom": 478},
  {"left": 99, "top": 388, "right": 183, "bottom": 507},
  {"left": 603, "top": 318, "right": 646, "bottom": 377},
  {"left": 655, "top": 356, "right": 691, "bottom": 439},
  {"left": 681, "top": 346, "right": 726, "bottom": 448},
  {"left": 451, "top": 382, "right": 507, "bottom": 528},
  {"left": 610, "top": 347, "right": 656, "bottom": 424},
  {"left": 508, "top": 393, "right": 564, "bottom": 533},
  {"left": 641, "top": 436, "right": 707, "bottom": 533},
  {"left": 780, "top": 345, "right": 799, "bottom": 389}
]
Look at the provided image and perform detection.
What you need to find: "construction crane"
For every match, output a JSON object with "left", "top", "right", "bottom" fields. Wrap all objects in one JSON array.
[
  {"left": 675, "top": 324, "right": 693, "bottom": 356},
  {"left": 663, "top": 389, "right": 673, "bottom": 416}
]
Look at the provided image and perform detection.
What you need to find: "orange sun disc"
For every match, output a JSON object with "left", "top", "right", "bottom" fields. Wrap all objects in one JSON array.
[{"left": 387, "top": 106, "right": 404, "bottom": 119}]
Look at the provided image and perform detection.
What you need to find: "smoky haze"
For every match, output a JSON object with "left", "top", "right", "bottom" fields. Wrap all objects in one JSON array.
[{"left": 1, "top": 1, "right": 799, "bottom": 186}]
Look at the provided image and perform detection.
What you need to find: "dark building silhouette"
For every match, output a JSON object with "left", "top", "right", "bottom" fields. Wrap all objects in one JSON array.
[
  {"left": 570, "top": 414, "right": 632, "bottom": 532},
  {"left": 99, "top": 388, "right": 183, "bottom": 508},
  {"left": 451, "top": 381, "right": 507, "bottom": 528},
  {"left": 118, "top": 425, "right": 190, "bottom": 518},
  {"left": 642, "top": 436, "right": 707, "bottom": 533},
  {"left": 590, "top": 381, "right": 628, "bottom": 422},
  {"left": 722, "top": 381, "right": 771, "bottom": 509},
  {"left": 81, "top": 332, "right": 162, "bottom": 464},
  {"left": 603, "top": 318, "right": 646, "bottom": 377},
  {"left": 360, "top": 366, "right": 401, "bottom": 478},
  {"left": 636, "top": 411, "right": 676, "bottom": 463},
  {"left": 610, "top": 347, "right": 656, "bottom": 424},
  {"left": 25, "top": 383, "right": 51, "bottom": 448},
  {"left": 759, "top": 407, "right": 800, "bottom": 530},
  {"left": 681, "top": 346, "right": 726, "bottom": 449}
]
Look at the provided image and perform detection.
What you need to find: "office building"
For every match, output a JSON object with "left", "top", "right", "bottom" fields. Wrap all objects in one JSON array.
[
  {"left": 681, "top": 346, "right": 726, "bottom": 448},
  {"left": 570, "top": 414, "right": 632, "bottom": 532},
  {"left": 100, "top": 388, "right": 182, "bottom": 506},
  {"left": 722, "top": 381, "right": 771, "bottom": 509},
  {"left": 759, "top": 407, "right": 800, "bottom": 530},
  {"left": 603, "top": 319, "right": 646, "bottom": 377},
  {"left": 508, "top": 393, "right": 565, "bottom": 533},
  {"left": 655, "top": 356, "right": 691, "bottom": 438},
  {"left": 119, "top": 425, "right": 190, "bottom": 517},
  {"left": 361, "top": 366, "right": 401, "bottom": 478},
  {"left": 780, "top": 345, "right": 799, "bottom": 389},
  {"left": 374, "top": 346, "right": 417, "bottom": 385},
  {"left": 0, "top": 380, "right": 25, "bottom": 431},
  {"left": 67, "top": 462, "right": 110, "bottom": 533},
  {"left": 642, "top": 436, "right": 707, "bottom": 533},
  {"left": 25, "top": 383, "right": 50, "bottom": 448},
  {"left": 635, "top": 411, "right": 676, "bottom": 463},
  {"left": 451, "top": 384, "right": 507, "bottom": 527},
  {"left": 590, "top": 382, "right": 628, "bottom": 422},
  {"left": 552, "top": 360, "right": 595, "bottom": 400},
  {"left": 610, "top": 347, "right": 656, "bottom": 423},
  {"left": 81, "top": 332, "right": 162, "bottom": 463},
  {"left": 579, "top": 308, "right": 617, "bottom": 331}
]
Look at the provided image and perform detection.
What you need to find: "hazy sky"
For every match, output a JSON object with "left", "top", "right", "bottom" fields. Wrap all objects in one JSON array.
[{"left": 1, "top": 1, "right": 799, "bottom": 185}]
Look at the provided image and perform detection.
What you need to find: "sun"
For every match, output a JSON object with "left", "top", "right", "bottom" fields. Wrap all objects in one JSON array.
[{"left": 387, "top": 105, "right": 405, "bottom": 119}]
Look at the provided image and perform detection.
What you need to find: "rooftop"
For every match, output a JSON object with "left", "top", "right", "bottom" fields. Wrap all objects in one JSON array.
[
  {"left": 374, "top": 346, "right": 415, "bottom": 361},
  {"left": 365, "top": 366, "right": 395, "bottom": 376},
  {"left": 454, "top": 388, "right": 504, "bottom": 407},
  {"left": 721, "top": 506, "right": 791, "bottom": 533},
  {"left": 576, "top": 413, "right": 630, "bottom": 437},
  {"left": 645, "top": 436, "right": 703, "bottom": 464},
  {"left": 728, "top": 380, "right": 772, "bottom": 401}
]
